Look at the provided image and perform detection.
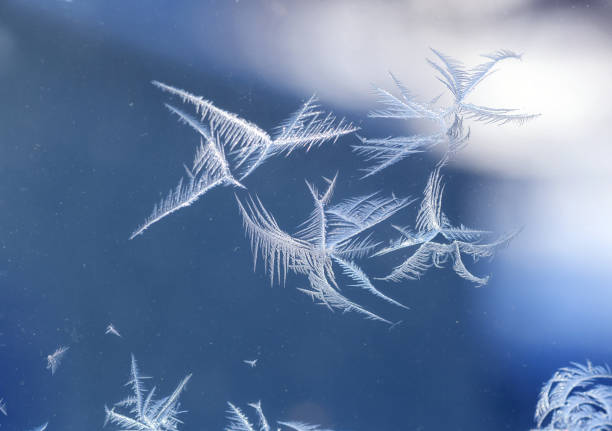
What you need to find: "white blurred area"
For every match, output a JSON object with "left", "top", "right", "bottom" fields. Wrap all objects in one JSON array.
[
  {"left": 211, "top": 6, "right": 612, "bottom": 196},
  {"left": 215, "top": 0, "right": 612, "bottom": 178}
]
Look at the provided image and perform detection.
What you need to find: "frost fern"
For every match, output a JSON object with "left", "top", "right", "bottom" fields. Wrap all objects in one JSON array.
[
  {"left": 534, "top": 362, "right": 612, "bottom": 431},
  {"left": 104, "top": 355, "right": 192, "bottom": 431},
  {"left": 354, "top": 49, "right": 539, "bottom": 177},
  {"left": 237, "top": 175, "right": 411, "bottom": 324},
  {"left": 131, "top": 83, "right": 358, "bottom": 238}
]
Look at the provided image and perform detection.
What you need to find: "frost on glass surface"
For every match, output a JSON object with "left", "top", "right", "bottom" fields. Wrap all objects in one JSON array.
[
  {"left": 105, "top": 323, "right": 122, "bottom": 338},
  {"left": 46, "top": 346, "right": 69, "bottom": 376},
  {"left": 102, "top": 364, "right": 340, "bottom": 431},
  {"left": 534, "top": 362, "right": 612, "bottom": 431},
  {"left": 27, "top": 423, "right": 48, "bottom": 431},
  {"left": 354, "top": 49, "right": 539, "bottom": 176},
  {"left": 375, "top": 168, "right": 519, "bottom": 286},
  {"left": 104, "top": 355, "right": 192, "bottom": 431},
  {"left": 226, "top": 401, "right": 334, "bottom": 431},
  {"left": 131, "top": 82, "right": 358, "bottom": 238},
  {"left": 127, "top": 49, "right": 532, "bottom": 324},
  {"left": 237, "top": 174, "right": 411, "bottom": 324}
]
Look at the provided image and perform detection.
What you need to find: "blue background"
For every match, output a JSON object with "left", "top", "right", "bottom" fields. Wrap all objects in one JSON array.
[{"left": 1, "top": 2, "right": 611, "bottom": 431}]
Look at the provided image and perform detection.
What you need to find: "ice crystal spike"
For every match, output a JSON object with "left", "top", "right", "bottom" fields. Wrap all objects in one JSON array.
[
  {"left": 104, "top": 355, "right": 192, "bottom": 431},
  {"left": 105, "top": 323, "right": 122, "bottom": 338},
  {"left": 46, "top": 346, "right": 69, "bottom": 375},
  {"left": 227, "top": 401, "right": 334, "bottom": 431},
  {"left": 0, "top": 398, "right": 6, "bottom": 416},
  {"left": 236, "top": 194, "right": 316, "bottom": 287},
  {"left": 27, "top": 423, "right": 48, "bottom": 431},
  {"left": 237, "top": 175, "right": 411, "bottom": 323},
  {"left": 131, "top": 83, "right": 358, "bottom": 239},
  {"left": 226, "top": 402, "right": 257, "bottom": 431},
  {"left": 377, "top": 169, "right": 518, "bottom": 287},
  {"left": 130, "top": 118, "right": 243, "bottom": 239},
  {"left": 533, "top": 361, "right": 612, "bottom": 431},
  {"left": 355, "top": 49, "right": 539, "bottom": 176}
]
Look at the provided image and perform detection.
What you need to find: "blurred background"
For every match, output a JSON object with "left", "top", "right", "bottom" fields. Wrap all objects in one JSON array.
[{"left": 1, "top": 1, "right": 611, "bottom": 431}]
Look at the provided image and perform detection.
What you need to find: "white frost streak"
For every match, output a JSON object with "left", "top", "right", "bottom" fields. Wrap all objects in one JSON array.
[
  {"left": 131, "top": 83, "right": 357, "bottom": 239},
  {"left": 104, "top": 355, "right": 191, "bottom": 431},
  {"left": 46, "top": 346, "right": 69, "bottom": 375},
  {"left": 355, "top": 48, "right": 538, "bottom": 175},
  {"left": 237, "top": 175, "right": 411, "bottom": 324},
  {"left": 227, "top": 401, "right": 335, "bottom": 431},
  {"left": 379, "top": 169, "right": 518, "bottom": 286},
  {"left": 105, "top": 323, "right": 122, "bottom": 337}
]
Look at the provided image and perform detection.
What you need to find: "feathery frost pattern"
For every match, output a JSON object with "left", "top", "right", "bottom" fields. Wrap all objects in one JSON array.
[
  {"left": 130, "top": 83, "right": 357, "bottom": 238},
  {"left": 237, "top": 175, "right": 411, "bottom": 324},
  {"left": 46, "top": 346, "right": 69, "bottom": 375},
  {"left": 354, "top": 49, "right": 539, "bottom": 176},
  {"left": 226, "top": 401, "right": 334, "bottom": 431},
  {"left": 533, "top": 362, "right": 612, "bottom": 431},
  {"left": 126, "top": 49, "right": 530, "bottom": 323},
  {"left": 104, "top": 355, "right": 192, "bottom": 431},
  {"left": 375, "top": 169, "right": 518, "bottom": 287}
]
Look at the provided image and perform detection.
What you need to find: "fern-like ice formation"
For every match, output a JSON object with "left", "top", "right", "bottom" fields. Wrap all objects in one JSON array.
[
  {"left": 375, "top": 168, "right": 518, "bottom": 287},
  {"left": 126, "top": 49, "right": 530, "bottom": 323},
  {"left": 227, "top": 401, "right": 333, "bottom": 431},
  {"left": 46, "top": 346, "right": 69, "bottom": 375},
  {"left": 104, "top": 355, "right": 192, "bottom": 431},
  {"left": 130, "top": 82, "right": 358, "bottom": 239},
  {"left": 354, "top": 49, "right": 539, "bottom": 177},
  {"left": 237, "top": 174, "right": 412, "bottom": 324},
  {"left": 533, "top": 361, "right": 612, "bottom": 431}
]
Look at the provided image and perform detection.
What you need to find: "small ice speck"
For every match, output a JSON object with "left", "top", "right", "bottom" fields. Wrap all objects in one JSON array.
[
  {"left": 243, "top": 359, "right": 257, "bottom": 368},
  {"left": 105, "top": 323, "right": 122, "bottom": 338},
  {"left": 46, "top": 346, "right": 69, "bottom": 375}
]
